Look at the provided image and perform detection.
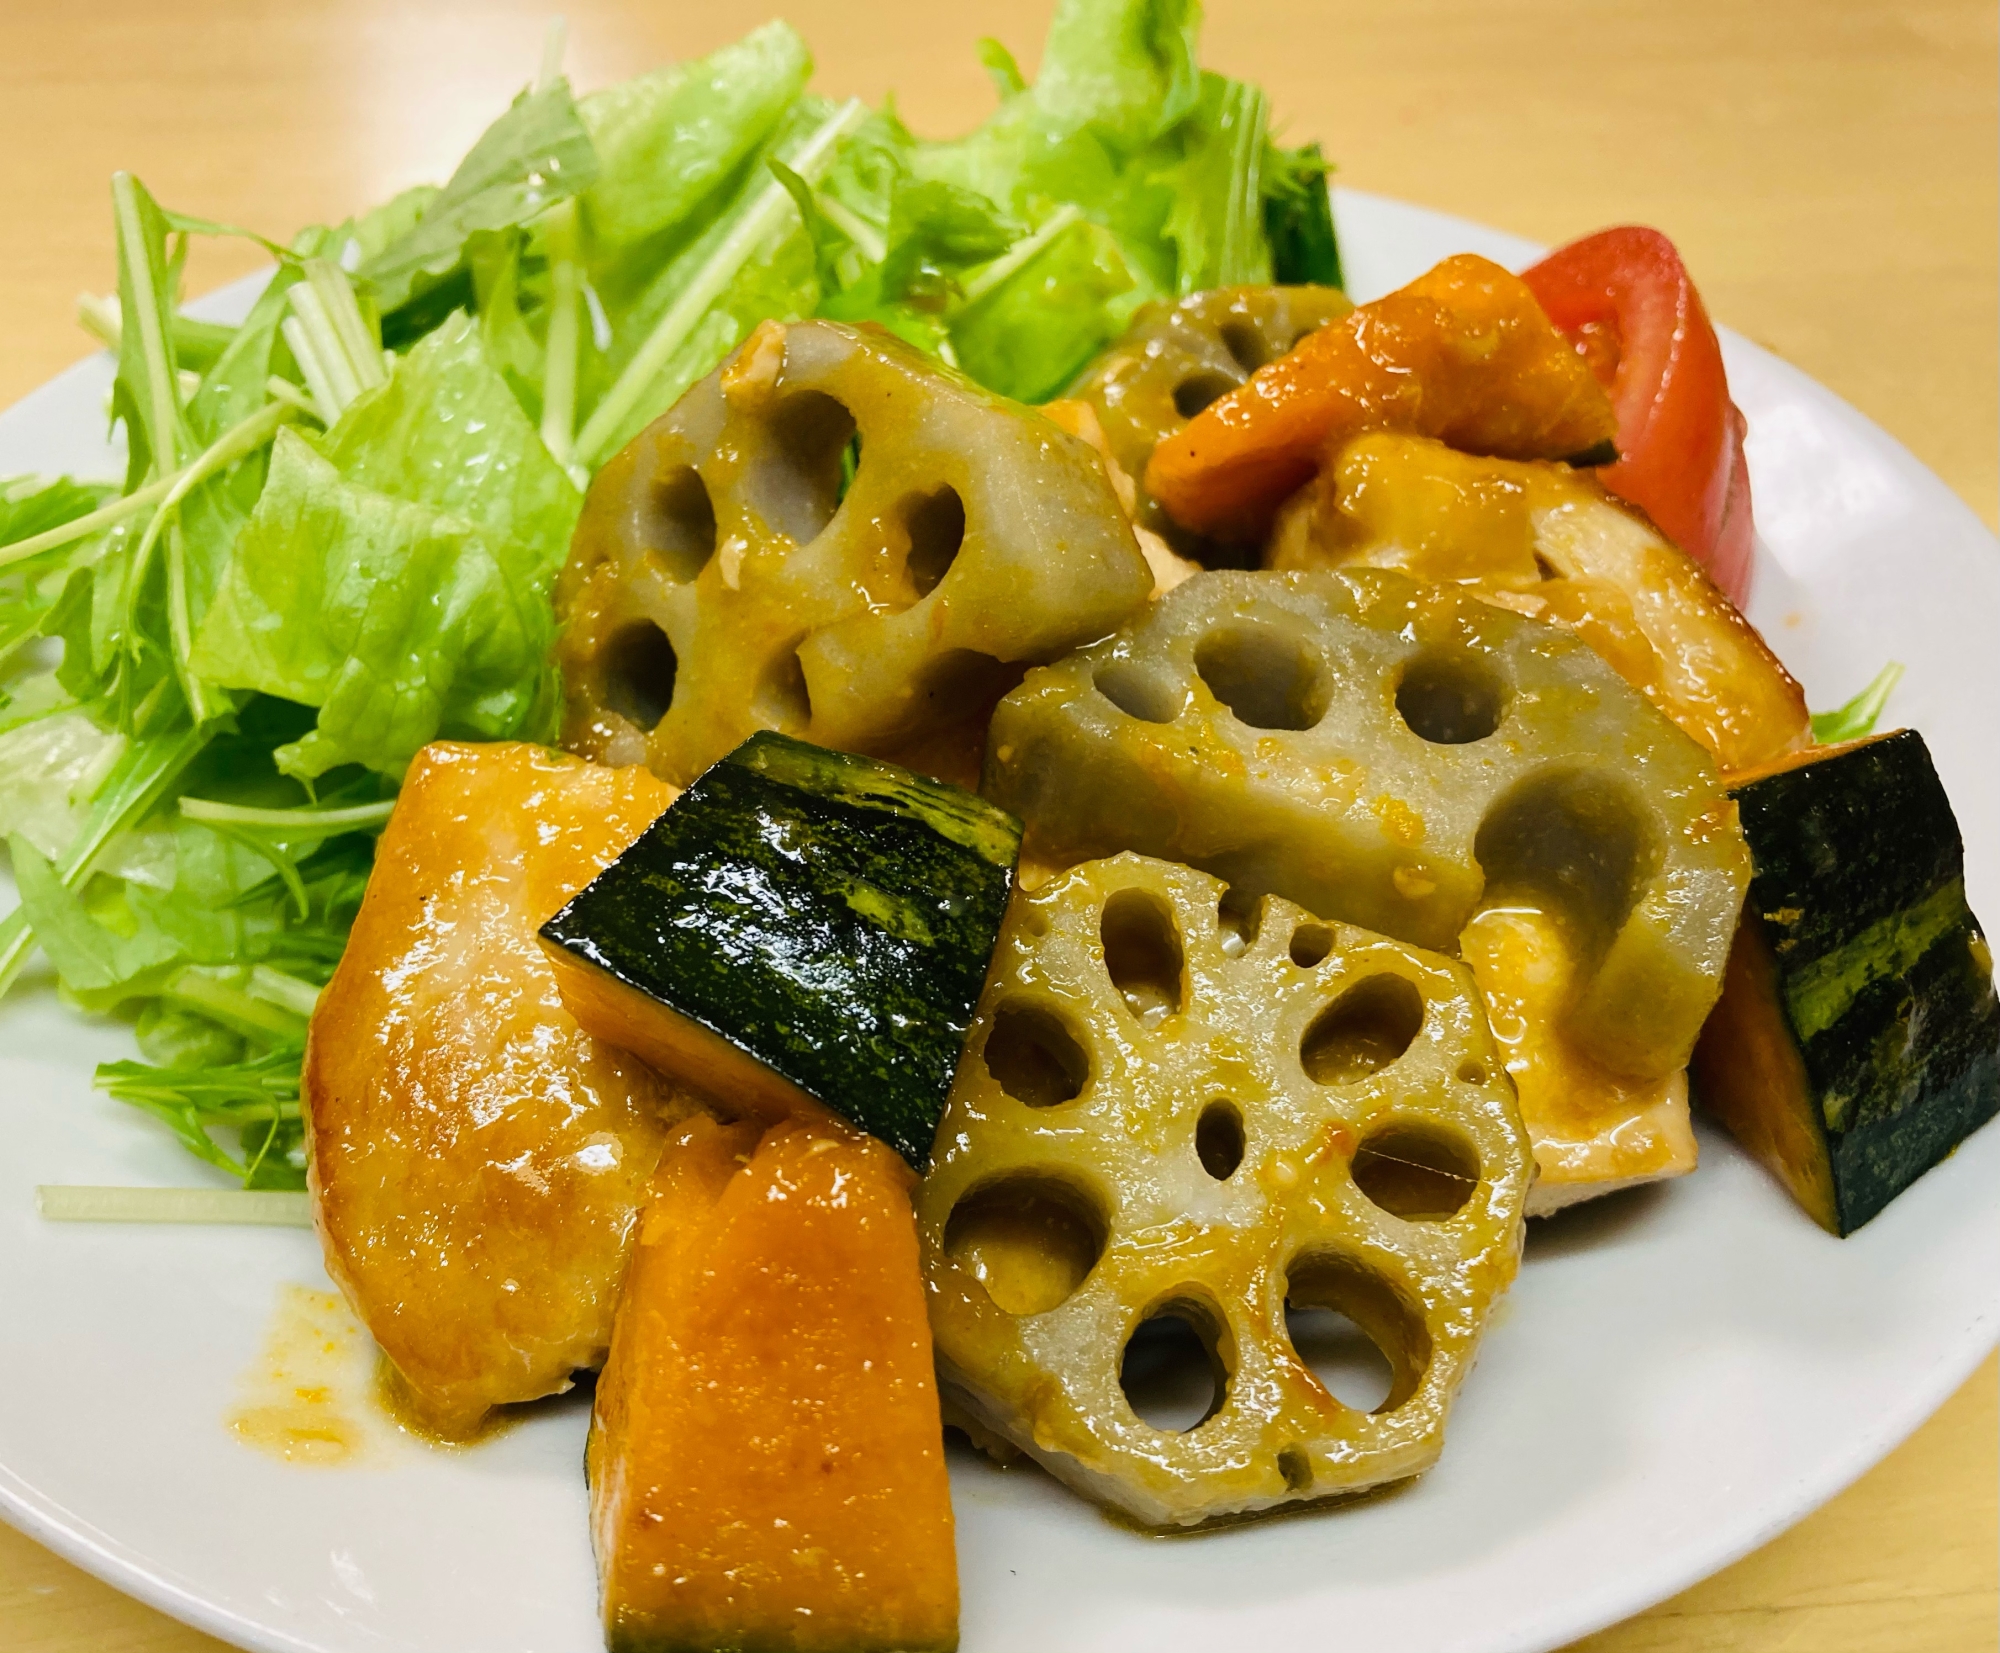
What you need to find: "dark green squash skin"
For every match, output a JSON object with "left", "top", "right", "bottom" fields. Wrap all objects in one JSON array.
[
  {"left": 1727, "top": 730, "right": 2000, "bottom": 1233},
  {"left": 542, "top": 733, "right": 1020, "bottom": 1169}
]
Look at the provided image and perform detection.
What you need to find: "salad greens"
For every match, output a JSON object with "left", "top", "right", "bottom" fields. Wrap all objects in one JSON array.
[
  {"left": 1810, "top": 661, "right": 1904, "bottom": 745},
  {"left": 0, "top": 0, "right": 1341, "bottom": 1188}
]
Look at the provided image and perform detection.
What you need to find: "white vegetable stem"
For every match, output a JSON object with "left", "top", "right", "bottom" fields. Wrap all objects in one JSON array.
[
  {"left": 571, "top": 98, "right": 869, "bottom": 471},
  {"left": 284, "top": 261, "right": 385, "bottom": 426},
  {"left": 37, "top": 1186, "right": 313, "bottom": 1227},
  {"left": 76, "top": 291, "right": 122, "bottom": 349},
  {"left": 535, "top": 16, "right": 569, "bottom": 93}
]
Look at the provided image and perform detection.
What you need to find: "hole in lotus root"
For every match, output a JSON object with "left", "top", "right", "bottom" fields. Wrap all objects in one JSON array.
[
  {"left": 1276, "top": 1443, "right": 1313, "bottom": 1492},
  {"left": 1300, "top": 975, "right": 1424, "bottom": 1085},
  {"left": 1456, "top": 1060, "right": 1488, "bottom": 1086},
  {"left": 599, "top": 622, "right": 677, "bottom": 732},
  {"left": 1194, "top": 622, "right": 1328, "bottom": 731},
  {"left": 837, "top": 430, "right": 863, "bottom": 504},
  {"left": 1395, "top": 652, "right": 1508, "bottom": 745},
  {"left": 1217, "top": 885, "right": 1263, "bottom": 957},
  {"left": 1093, "top": 658, "right": 1184, "bottom": 725},
  {"left": 643, "top": 466, "right": 718, "bottom": 582},
  {"left": 1288, "top": 922, "right": 1333, "bottom": 969},
  {"left": 915, "top": 648, "right": 1018, "bottom": 723},
  {"left": 1195, "top": 1100, "right": 1244, "bottom": 1181},
  {"left": 755, "top": 391, "right": 858, "bottom": 544},
  {"left": 1101, "top": 889, "right": 1184, "bottom": 1025},
  {"left": 1285, "top": 1253, "right": 1430, "bottom": 1414},
  {"left": 944, "top": 1175, "right": 1106, "bottom": 1316},
  {"left": 1352, "top": 1122, "right": 1481, "bottom": 1221},
  {"left": 983, "top": 1001, "right": 1089, "bottom": 1106},
  {"left": 1172, "top": 370, "right": 1239, "bottom": 421},
  {"left": 1120, "top": 1298, "right": 1232, "bottom": 1433},
  {"left": 1218, "top": 318, "right": 1270, "bottom": 374},
  {"left": 902, "top": 485, "right": 966, "bottom": 599},
  {"left": 1473, "top": 768, "right": 1662, "bottom": 958},
  {"left": 752, "top": 647, "right": 812, "bottom": 733}
]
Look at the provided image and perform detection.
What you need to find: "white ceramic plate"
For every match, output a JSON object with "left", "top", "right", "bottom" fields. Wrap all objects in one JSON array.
[{"left": 2, "top": 189, "right": 1996, "bottom": 1653}]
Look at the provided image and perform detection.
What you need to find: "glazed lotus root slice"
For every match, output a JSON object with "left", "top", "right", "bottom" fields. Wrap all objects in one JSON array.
[
  {"left": 984, "top": 568, "right": 1751, "bottom": 1084},
  {"left": 1071, "top": 285, "right": 1352, "bottom": 566},
  {"left": 556, "top": 318, "right": 1153, "bottom": 785},
  {"left": 918, "top": 853, "right": 1530, "bottom": 1528}
]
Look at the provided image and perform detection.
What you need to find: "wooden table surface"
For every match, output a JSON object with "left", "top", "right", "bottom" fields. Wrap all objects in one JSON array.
[{"left": 0, "top": 2, "right": 1993, "bottom": 1649}]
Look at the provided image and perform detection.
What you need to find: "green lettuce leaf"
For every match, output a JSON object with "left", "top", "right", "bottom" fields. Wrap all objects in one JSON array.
[
  {"left": 188, "top": 430, "right": 551, "bottom": 779},
  {"left": 1811, "top": 662, "right": 1904, "bottom": 744},
  {"left": 361, "top": 78, "right": 599, "bottom": 320},
  {"left": 317, "top": 311, "right": 581, "bottom": 590},
  {"left": 8, "top": 834, "right": 182, "bottom": 1003},
  {"left": 0, "top": 708, "right": 128, "bottom": 862},
  {"left": 950, "top": 217, "right": 1135, "bottom": 401},
  {"left": 0, "top": 477, "right": 114, "bottom": 665},
  {"left": 579, "top": 21, "right": 812, "bottom": 253},
  {"left": 1160, "top": 74, "right": 1273, "bottom": 293},
  {"left": 918, "top": 0, "right": 1202, "bottom": 210},
  {"left": 576, "top": 97, "right": 837, "bottom": 459}
]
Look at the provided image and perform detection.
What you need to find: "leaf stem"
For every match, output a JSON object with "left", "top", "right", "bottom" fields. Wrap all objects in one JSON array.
[
  {"left": 0, "top": 398, "right": 293, "bottom": 573},
  {"left": 540, "top": 202, "right": 582, "bottom": 466},
  {"left": 958, "top": 204, "right": 1084, "bottom": 307},
  {"left": 280, "top": 315, "right": 345, "bottom": 426},
  {"left": 165, "top": 966, "right": 310, "bottom": 1042},
  {"left": 813, "top": 192, "right": 888, "bottom": 264},
  {"left": 263, "top": 375, "right": 322, "bottom": 418},
  {"left": 77, "top": 291, "right": 122, "bottom": 349},
  {"left": 572, "top": 99, "right": 868, "bottom": 470},
  {"left": 178, "top": 796, "right": 395, "bottom": 833},
  {"left": 535, "top": 17, "right": 569, "bottom": 93},
  {"left": 37, "top": 1186, "right": 312, "bottom": 1226},
  {"left": 112, "top": 172, "right": 185, "bottom": 479}
]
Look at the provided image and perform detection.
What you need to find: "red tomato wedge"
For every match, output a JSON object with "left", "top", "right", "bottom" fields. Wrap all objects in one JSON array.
[{"left": 1521, "top": 227, "right": 1756, "bottom": 606}]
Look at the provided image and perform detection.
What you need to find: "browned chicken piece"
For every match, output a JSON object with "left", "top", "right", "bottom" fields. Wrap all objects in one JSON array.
[
  {"left": 303, "top": 741, "right": 693, "bottom": 1438},
  {"left": 1269, "top": 432, "right": 1811, "bottom": 775}
]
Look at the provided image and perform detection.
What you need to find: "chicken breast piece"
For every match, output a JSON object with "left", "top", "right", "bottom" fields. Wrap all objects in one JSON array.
[{"left": 304, "top": 741, "right": 691, "bottom": 1437}]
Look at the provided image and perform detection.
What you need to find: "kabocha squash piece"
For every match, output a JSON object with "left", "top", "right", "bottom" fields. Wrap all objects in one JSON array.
[
  {"left": 1268, "top": 433, "right": 1810, "bottom": 773},
  {"left": 919, "top": 853, "right": 1530, "bottom": 1528},
  {"left": 303, "top": 743, "right": 690, "bottom": 1437},
  {"left": 592, "top": 1112, "right": 958, "bottom": 1653},
  {"left": 541, "top": 732, "right": 1020, "bottom": 1167},
  {"left": 1145, "top": 255, "right": 1618, "bottom": 542},
  {"left": 555, "top": 317, "right": 1152, "bottom": 786},
  {"left": 985, "top": 569, "right": 1750, "bottom": 1086},
  {"left": 1070, "top": 284, "right": 1353, "bottom": 566},
  {"left": 1692, "top": 731, "right": 2000, "bottom": 1234}
]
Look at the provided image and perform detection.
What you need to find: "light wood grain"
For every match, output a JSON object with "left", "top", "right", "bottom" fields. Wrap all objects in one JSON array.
[{"left": 0, "top": 3, "right": 1993, "bottom": 1650}]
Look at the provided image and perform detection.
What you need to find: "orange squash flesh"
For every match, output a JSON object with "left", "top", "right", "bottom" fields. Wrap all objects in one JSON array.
[
  {"left": 589, "top": 1114, "right": 960, "bottom": 1653},
  {"left": 1145, "top": 253, "right": 1617, "bottom": 541}
]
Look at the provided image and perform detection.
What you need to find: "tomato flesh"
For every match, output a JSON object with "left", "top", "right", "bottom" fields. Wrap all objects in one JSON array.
[{"left": 1522, "top": 227, "right": 1755, "bottom": 606}]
